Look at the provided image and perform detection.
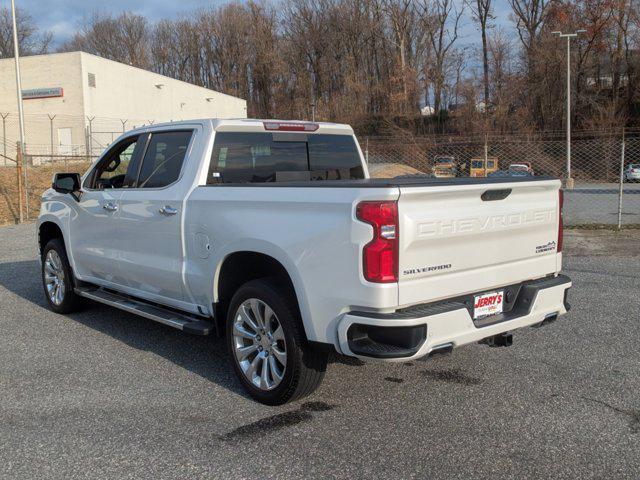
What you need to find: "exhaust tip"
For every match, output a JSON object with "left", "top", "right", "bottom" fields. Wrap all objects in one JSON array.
[
  {"left": 428, "top": 342, "right": 454, "bottom": 358},
  {"left": 532, "top": 312, "right": 560, "bottom": 329}
]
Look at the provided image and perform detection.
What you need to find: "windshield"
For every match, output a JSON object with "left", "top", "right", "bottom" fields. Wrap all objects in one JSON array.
[{"left": 434, "top": 158, "right": 453, "bottom": 165}]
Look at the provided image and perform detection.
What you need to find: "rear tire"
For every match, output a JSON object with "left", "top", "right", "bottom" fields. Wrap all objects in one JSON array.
[
  {"left": 41, "top": 238, "right": 83, "bottom": 314},
  {"left": 226, "top": 278, "right": 328, "bottom": 405}
]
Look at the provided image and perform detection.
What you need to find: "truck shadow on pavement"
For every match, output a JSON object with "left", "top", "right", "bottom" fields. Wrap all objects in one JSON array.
[{"left": 0, "top": 259, "right": 250, "bottom": 399}]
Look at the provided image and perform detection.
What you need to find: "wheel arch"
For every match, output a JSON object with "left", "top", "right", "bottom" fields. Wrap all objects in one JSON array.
[
  {"left": 213, "top": 250, "right": 311, "bottom": 340},
  {"left": 38, "top": 220, "right": 66, "bottom": 257}
]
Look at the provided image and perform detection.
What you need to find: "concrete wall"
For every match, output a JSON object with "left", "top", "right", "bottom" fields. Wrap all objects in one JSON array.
[
  {"left": 0, "top": 52, "right": 86, "bottom": 159},
  {"left": 0, "top": 51, "right": 247, "bottom": 162},
  {"left": 80, "top": 52, "right": 247, "bottom": 124}
]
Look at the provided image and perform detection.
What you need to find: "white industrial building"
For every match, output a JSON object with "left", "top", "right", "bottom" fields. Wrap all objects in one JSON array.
[{"left": 0, "top": 51, "right": 247, "bottom": 159}]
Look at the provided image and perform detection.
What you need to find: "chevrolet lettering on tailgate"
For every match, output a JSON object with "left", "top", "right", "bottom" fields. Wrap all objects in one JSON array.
[{"left": 418, "top": 209, "right": 555, "bottom": 238}]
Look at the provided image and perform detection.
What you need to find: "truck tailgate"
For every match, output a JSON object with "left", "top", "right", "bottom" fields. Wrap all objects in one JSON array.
[{"left": 397, "top": 179, "right": 561, "bottom": 306}]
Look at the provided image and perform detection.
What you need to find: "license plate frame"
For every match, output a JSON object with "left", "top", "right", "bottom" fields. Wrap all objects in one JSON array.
[{"left": 473, "top": 291, "right": 504, "bottom": 319}]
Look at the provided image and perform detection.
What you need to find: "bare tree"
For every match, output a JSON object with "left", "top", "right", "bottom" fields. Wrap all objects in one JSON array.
[
  {"left": 466, "top": 0, "right": 493, "bottom": 108},
  {"left": 0, "top": 7, "right": 51, "bottom": 58},
  {"left": 62, "top": 12, "right": 150, "bottom": 68},
  {"left": 421, "top": 0, "right": 464, "bottom": 113},
  {"left": 22, "top": 0, "right": 634, "bottom": 134},
  {"left": 383, "top": 0, "right": 420, "bottom": 112},
  {"left": 508, "top": 0, "right": 550, "bottom": 55}
]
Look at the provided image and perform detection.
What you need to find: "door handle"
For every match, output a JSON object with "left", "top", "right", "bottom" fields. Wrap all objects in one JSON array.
[
  {"left": 159, "top": 205, "right": 178, "bottom": 216},
  {"left": 102, "top": 202, "right": 118, "bottom": 212}
]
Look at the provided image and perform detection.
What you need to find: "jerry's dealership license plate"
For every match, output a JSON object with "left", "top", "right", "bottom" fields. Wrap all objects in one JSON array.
[{"left": 473, "top": 291, "right": 504, "bottom": 319}]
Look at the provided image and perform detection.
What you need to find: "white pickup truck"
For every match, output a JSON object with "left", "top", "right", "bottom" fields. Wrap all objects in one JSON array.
[{"left": 38, "top": 119, "right": 571, "bottom": 405}]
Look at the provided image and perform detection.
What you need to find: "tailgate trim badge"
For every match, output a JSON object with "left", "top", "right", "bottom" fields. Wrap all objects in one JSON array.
[{"left": 403, "top": 263, "right": 452, "bottom": 276}]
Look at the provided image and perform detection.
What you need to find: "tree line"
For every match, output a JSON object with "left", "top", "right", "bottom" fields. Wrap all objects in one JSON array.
[{"left": 1, "top": 1, "right": 639, "bottom": 135}]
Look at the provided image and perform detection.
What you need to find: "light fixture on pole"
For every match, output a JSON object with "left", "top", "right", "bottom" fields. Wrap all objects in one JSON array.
[
  {"left": 11, "top": 0, "right": 28, "bottom": 220},
  {"left": 551, "top": 29, "right": 586, "bottom": 190}
]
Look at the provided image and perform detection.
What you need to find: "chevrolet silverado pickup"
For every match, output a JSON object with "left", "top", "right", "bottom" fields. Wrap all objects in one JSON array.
[{"left": 38, "top": 119, "right": 571, "bottom": 405}]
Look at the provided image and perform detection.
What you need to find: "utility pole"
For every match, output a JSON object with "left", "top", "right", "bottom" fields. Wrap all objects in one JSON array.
[
  {"left": 552, "top": 29, "right": 586, "bottom": 190},
  {"left": 11, "top": 0, "right": 29, "bottom": 219}
]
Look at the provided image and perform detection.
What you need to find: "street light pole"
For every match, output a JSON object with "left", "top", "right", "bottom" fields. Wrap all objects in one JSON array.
[{"left": 552, "top": 29, "right": 585, "bottom": 190}]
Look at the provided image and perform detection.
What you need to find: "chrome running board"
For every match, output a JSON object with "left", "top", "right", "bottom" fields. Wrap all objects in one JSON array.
[{"left": 75, "top": 286, "right": 214, "bottom": 335}]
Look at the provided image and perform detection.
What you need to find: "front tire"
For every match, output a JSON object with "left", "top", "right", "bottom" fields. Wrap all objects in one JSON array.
[
  {"left": 41, "top": 238, "right": 83, "bottom": 314},
  {"left": 226, "top": 278, "right": 328, "bottom": 405}
]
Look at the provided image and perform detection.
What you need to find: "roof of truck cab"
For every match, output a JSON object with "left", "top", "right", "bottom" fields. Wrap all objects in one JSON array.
[
  {"left": 211, "top": 118, "right": 354, "bottom": 134},
  {"left": 127, "top": 118, "right": 354, "bottom": 135}
]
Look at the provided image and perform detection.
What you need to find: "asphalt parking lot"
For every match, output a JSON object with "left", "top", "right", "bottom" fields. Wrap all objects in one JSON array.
[{"left": 1, "top": 224, "right": 639, "bottom": 479}]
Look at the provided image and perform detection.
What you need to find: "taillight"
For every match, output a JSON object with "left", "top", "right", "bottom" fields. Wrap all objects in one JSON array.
[
  {"left": 356, "top": 201, "right": 398, "bottom": 283},
  {"left": 263, "top": 121, "right": 319, "bottom": 132},
  {"left": 558, "top": 189, "right": 564, "bottom": 253}
]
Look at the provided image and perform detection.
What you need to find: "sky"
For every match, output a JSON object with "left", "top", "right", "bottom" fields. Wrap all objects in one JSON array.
[
  {"left": 13, "top": 0, "right": 516, "bottom": 50},
  {"left": 15, "top": 0, "right": 226, "bottom": 46}
]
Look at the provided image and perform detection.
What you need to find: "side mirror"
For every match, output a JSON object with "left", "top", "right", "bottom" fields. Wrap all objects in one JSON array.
[{"left": 52, "top": 173, "right": 81, "bottom": 195}]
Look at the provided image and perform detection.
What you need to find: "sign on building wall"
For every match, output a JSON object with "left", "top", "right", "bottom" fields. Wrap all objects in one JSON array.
[{"left": 21, "top": 87, "right": 64, "bottom": 100}]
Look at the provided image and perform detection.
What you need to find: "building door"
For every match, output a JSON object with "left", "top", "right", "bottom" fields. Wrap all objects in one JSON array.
[{"left": 57, "top": 128, "right": 73, "bottom": 155}]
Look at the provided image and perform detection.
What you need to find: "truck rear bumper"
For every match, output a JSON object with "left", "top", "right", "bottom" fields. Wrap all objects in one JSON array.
[{"left": 337, "top": 275, "right": 572, "bottom": 361}]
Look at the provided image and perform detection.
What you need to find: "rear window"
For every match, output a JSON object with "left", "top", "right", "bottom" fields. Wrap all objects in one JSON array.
[{"left": 208, "top": 132, "right": 364, "bottom": 184}]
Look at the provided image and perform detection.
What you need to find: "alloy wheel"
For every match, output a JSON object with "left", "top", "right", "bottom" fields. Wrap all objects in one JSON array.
[
  {"left": 44, "top": 250, "right": 66, "bottom": 306},
  {"left": 232, "top": 298, "right": 287, "bottom": 391}
]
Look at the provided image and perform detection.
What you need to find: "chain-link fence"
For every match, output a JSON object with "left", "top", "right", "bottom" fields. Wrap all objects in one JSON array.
[
  {"left": 0, "top": 113, "right": 160, "bottom": 224},
  {"left": 0, "top": 112, "right": 159, "bottom": 163},
  {"left": 0, "top": 114, "right": 638, "bottom": 227},
  {"left": 364, "top": 130, "right": 640, "bottom": 227}
]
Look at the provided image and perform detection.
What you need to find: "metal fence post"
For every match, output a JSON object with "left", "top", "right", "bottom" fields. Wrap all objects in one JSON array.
[
  {"left": 48, "top": 113, "right": 56, "bottom": 164},
  {"left": 86, "top": 116, "right": 95, "bottom": 159},
  {"left": 16, "top": 141, "right": 24, "bottom": 223},
  {"left": 617, "top": 128, "right": 625, "bottom": 230},
  {"left": 365, "top": 137, "right": 369, "bottom": 165},
  {"left": 1, "top": 113, "right": 8, "bottom": 167},
  {"left": 484, "top": 133, "right": 489, "bottom": 164},
  {"left": 19, "top": 141, "right": 29, "bottom": 219}
]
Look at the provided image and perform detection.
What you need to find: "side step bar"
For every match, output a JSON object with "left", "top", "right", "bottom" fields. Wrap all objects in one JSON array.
[{"left": 75, "top": 286, "right": 214, "bottom": 335}]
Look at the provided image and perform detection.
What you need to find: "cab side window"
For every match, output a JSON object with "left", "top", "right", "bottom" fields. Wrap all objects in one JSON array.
[
  {"left": 136, "top": 131, "right": 193, "bottom": 188},
  {"left": 85, "top": 136, "right": 142, "bottom": 190}
]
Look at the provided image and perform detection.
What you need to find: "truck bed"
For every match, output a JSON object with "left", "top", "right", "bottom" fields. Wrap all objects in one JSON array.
[{"left": 203, "top": 175, "right": 556, "bottom": 188}]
